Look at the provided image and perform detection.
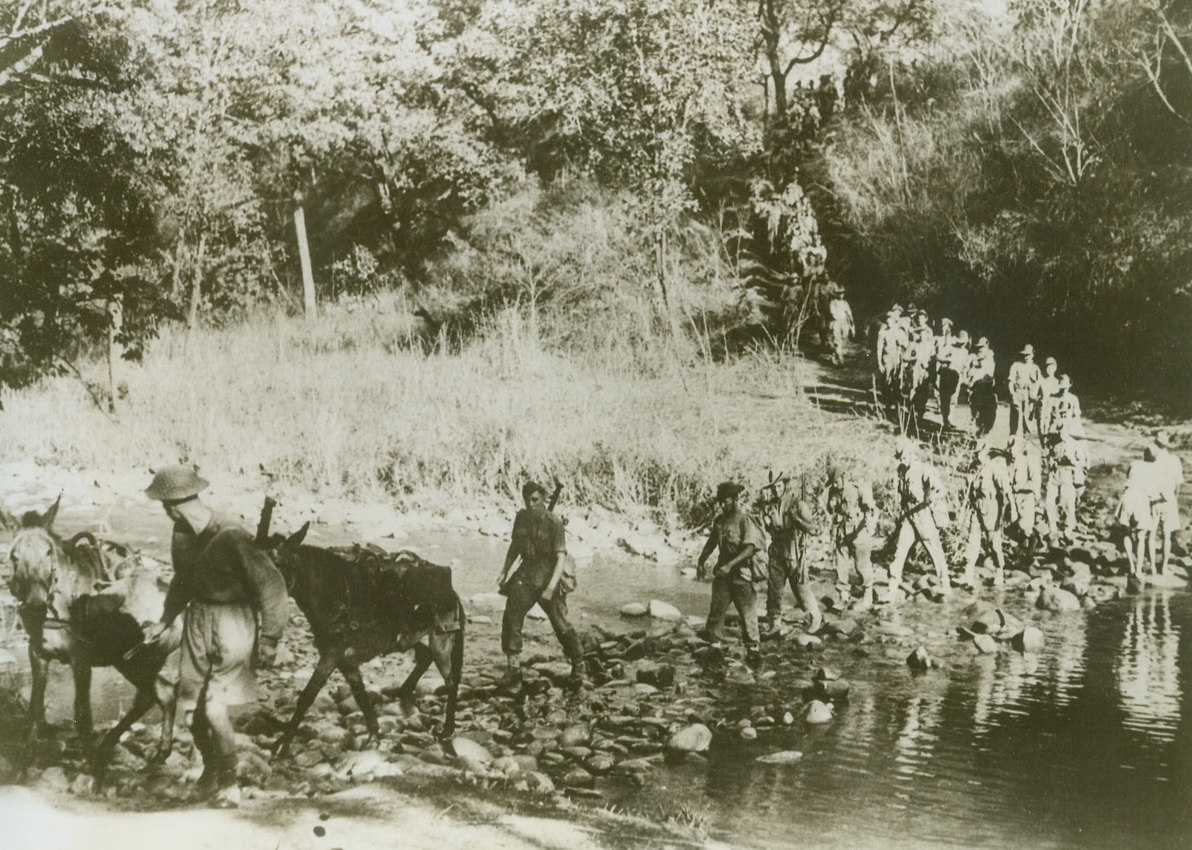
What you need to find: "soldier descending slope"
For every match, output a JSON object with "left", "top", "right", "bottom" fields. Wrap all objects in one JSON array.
[{"left": 827, "top": 287, "right": 855, "bottom": 366}]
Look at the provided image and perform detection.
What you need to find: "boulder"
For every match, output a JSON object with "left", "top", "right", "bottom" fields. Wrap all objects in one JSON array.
[
  {"left": 1037, "top": 587, "right": 1081, "bottom": 613},
  {"left": 794, "top": 634, "right": 824, "bottom": 650},
  {"left": 584, "top": 753, "right": 616, "bottom": 775},
  {"left": 620, "top": 602, "right": 648, "bottom": 618},
  {"left": 647, "top": 599, "right": 683, "bottom": 622},
  {"left": 739, "top": 726, "right": 758, "bottom": 740},
  {"left": 814, "top": 679, "right": 851, "bottom": 701},
  {"left": 666, "top": 724, "right": 713, "bottom": 754},
  {"left": 804, "top": 700, "right": 833, "bottom": 725},
  {"left": 1011, "top": 627, "right": 1045, "bottom": 653}
]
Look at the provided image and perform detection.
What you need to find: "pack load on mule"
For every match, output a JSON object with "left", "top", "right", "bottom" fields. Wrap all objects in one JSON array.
[
  {"left": 6, "top": 496, "right": 180, "bottom": 777},
  {"left": 258, "top": 498, "right": 464, "bottom": 757}
]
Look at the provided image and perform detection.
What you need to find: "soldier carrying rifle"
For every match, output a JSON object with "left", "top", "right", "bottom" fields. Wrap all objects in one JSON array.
[{"left": 758, "top": 472, "right": 822, "bottom": 635}]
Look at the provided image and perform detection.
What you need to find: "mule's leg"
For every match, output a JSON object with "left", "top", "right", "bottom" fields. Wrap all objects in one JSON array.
[
  {"left": 274, "top": 652, "right": 338, "bottom": 758},
  {"left": 338, "top": 661, "right": 380, "bottom": 742},
  {"left": 70, "top": 656, "right": 95, "bottom": 747},
  {"left": 23, "top": 645, "right": 50, "bottom": 770},
  {"left": 152, "top": 671, "right": 178, "bottom": 764},
  {"left": 91, "top": 686, "right": 155, "bottom": 781},
  {"left": 396, "top": 644, "right": 433, "bottom": 699},
  {"left": 429, "top": 632, "right": 462, "bottom": 738}
]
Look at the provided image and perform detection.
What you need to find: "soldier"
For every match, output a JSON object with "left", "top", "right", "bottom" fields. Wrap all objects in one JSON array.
[
  {"left": 141, "top": 465, "right": 289, "bottom": 808},
  {"left": 497, "top": 482, "right": 584, "bottom": 688},
  {"left": 761, "top": 475, "right": 822, "bottom": 633},
  {"left": 967, "top": 337, "right": 998, "bottom": 436},
  {"left": 953, "top": 330, "right": 973, "bottom": 404},
  {"left": 1115, "top": 449, "right": 1160, "bottom": 579},
  {"left": 1007, "top": 433, "right": 1043, "bottom": 547},
  {"left": 876, "top": 306, "right": 908, "bottom": 400},
  {"left": 933, "top": 319, "right": 963, "bottom": 430},
  {"left": 696, "top": 482, "right": 766, "bottom": 666},
  {"left": 887, "top": 439, "right": 952, "bottom": 602},
  {"left": 1151, "top": 430, "right": 1184, "bottom": 575},
  {"left": 827, "top": 287, "right": 855, "bottom": 366},
  {"left": 960, "top": 443, "right": 1017, "bottom": 588},
  {"left": 824, "top": 463, "right": 879, "bottom": 609},
  {"left": 1008, "top": 344, "right": 1043, "bottom": 435},
  {"left": 1052, "top": 374, "right": 1085, "bottom": 438},
  {"left": 904, "top": 311, "right": 935, "bottom": 421},
  {"left": 1044, "top": 432, "right": 1089, "bottom": 543},
  {"left": 1037, "top": 356, "right": 1060, "bottom": 437}
]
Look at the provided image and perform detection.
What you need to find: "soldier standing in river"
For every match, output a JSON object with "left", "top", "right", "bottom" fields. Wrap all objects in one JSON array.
[
  {"left": 886, "top": 439, "right": 952, "bottom": 602},
  {"left": 1007, "top": 433, "right": 1043, "bottom": 548},
  {"left": 141, "top": 465, "right": 289, "bottom": 809},
  {"left": 1151, "top": 430, "right": 1184, "bottom": 575},
  {"left": 824, "top": 463, "right": 879, "bottom": 610},
  {"left": 697, "top": 481, "right": 766, "bottom": 667},
  {"left": 1044, "top": 432, "right": 1088, "bottom": 543},
  {"left": 1116, "top": 448, "right": 1161, "bottom": 580},
  {"left": 497, "top": 481, "right": 584, "bottom": 687},
  {"left": 761, "top": 475, "right": 822, "bottom": 634},
  {"left": 960, "top": 443, "right": 1017, "bottom": 588},
  {"left": 1008, "top": 344, "right": 1043, "bottom": 436}
]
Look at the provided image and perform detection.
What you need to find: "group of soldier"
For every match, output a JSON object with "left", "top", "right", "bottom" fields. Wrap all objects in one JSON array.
[{"left": 872, "top": 305, "right": 1082, "bottom": 441}]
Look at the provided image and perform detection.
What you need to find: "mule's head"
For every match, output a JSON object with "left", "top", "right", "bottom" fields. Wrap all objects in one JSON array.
[
  {"left": 263, "top": 522, "right": 310, "bottom": 591},
  {"left": 7, "top": 496, "right": 62, "bottom": 610}
]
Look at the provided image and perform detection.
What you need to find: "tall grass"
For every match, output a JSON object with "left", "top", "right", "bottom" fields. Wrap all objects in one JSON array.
[{"left": 0, "top": 297, "right": 898, "bottom": 524}]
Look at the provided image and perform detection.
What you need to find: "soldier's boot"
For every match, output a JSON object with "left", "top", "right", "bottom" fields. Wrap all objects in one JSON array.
[
  {"left": 500, "top": 654, "right": 523, "bottom": 688},
  {"left": 881, "top": 581, "right": 902, "bottom": 606}
]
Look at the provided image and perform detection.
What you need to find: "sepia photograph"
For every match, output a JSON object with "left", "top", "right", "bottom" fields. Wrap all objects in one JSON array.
[{"left": 0, "top": 0, "right": 1188, "bottom": 848}]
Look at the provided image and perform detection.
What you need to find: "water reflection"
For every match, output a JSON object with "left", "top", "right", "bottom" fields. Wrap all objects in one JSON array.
[{"left": 1116, "top": 593, "right": 1182, "bottom": 744}]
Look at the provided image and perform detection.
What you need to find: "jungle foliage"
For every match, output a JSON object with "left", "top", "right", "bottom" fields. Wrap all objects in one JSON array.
[{"left": 1, "top": 0, "right": 1188, "bottom": 401}]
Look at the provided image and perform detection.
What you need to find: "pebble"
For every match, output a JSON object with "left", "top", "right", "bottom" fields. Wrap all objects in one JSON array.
[
  {"left": 756, "top": 750, "right": 804, "bottom": 764},
  {"left": 804, "top": 700, "right": 833, "bottom": 725}
]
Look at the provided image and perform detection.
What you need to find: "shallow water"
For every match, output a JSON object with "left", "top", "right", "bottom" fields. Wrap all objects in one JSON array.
[{"left": 24, "top": 511, "right": 1192, "bottom": 850}]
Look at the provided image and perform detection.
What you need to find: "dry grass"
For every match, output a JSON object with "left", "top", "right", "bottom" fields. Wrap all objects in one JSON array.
[{"left": 0, "top": 298, "right": 902, "bottom": 524}]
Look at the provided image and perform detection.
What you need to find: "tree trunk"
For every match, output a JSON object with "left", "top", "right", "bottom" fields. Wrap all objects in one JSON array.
[
  {"left": 106, "top": 297, "right": 122, "bottom": 415},
  {"left": 295, "top": 206, "right": 317, "bottom": 319},
  {"left": 186, "top": 232, "right": 206, "bottom": 350}
]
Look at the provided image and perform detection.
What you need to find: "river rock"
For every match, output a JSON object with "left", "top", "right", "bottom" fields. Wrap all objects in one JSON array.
[
  {"left": 584, "top": 753, "right": 616, "bottom": 775},
  {"left": 561, "top": 767, "right": 595, "bottom": 789},
  {"left": 525, "top": 771, "right": 556, "bottom": 794},
  {"left": 814, "top": 666, "right": 841, "bottom": 682},
  {"left": 756, "top": 750, "right": 804, "bottom": 764},
  {"left": 338, "top": 749, "right": 387, "bottom": 779},
  {"left": 612, "top": 758, "right": 656, "bottom": 778},
  {"left": 823, "top": 617, "right": 858, "bottom": 637},
  {"left": 617, "top": 534, "right": 661, "bottom": 560},
  {"left": 492, "top": 756, "right": 522, "bottom": 775},
  {"left": 636, "top": 664, "right": 676, "bottom": 689},
  {"left": 620, "top": 602, "right": 648, "bottom": 618},
  {"left": 815, "top": 679, "right": 852, "bottom": 700},
  {"left": 35, "top": 767, "right": 71, "bottom": 794},
  {"left": 972, "top": 634, "right": 998, "bottom": 655},
  {"left": 469, "top": 592, "right": 506, "bottom": 613},
  {"left": 794, "top": 633, "right": 824, "bottom": 650},
  {"left": 558, "top": 724, "right": 592, "bottom": 748},
  {"left": 450, "top": 737, "right": 493, "bottom": 772},
  {"left": 907, "top": 646, "right": 933, "bottom": 670},
  {"left": 1037, "top": 587, "right": 1081, "bottom": 613},
  {"left": 69, "top": 773, "right": 96, "bottom": 796},
  {"left": 667, "top": 723, "right": 712, "bottom": 754},
  {"left": 648, "top": 599, "right": 683, "bottom": 621},
  {"left": 739, "top": 726, "right": 758, "bottom": 740},
  {"left": 805, "top": 700, "right": 833, "bottom": 724},
  {"left": 1012, "top": 627, "right": 1045, "bottom": 653}
]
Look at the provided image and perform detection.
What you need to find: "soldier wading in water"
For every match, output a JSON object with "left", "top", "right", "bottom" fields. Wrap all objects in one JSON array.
[
  {"left": 697, "top": 481, "right": 766, "bottom": 668},
  {"left": 497, "top": 481, "right": 583, "bottom": 688}
]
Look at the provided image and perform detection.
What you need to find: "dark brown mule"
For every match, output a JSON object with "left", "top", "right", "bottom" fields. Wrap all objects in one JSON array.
[
  {"left": 267, "top": 524, "right": 464, "bottom": 757},
  {"left": 6, "top": 497, "right": 180, "bottom": 776}
]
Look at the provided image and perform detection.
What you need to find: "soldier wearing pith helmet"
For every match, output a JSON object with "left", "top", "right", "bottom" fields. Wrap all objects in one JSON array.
[{"left": 141, "top": 464, "right": 288, "bottom": 808}]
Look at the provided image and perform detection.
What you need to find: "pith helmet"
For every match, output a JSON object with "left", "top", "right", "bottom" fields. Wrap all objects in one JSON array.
[
  {"left": 1020, "top": 344, "right": 1035, "bottom": 357},
  {"left": 145, "top": 465, "right": 208, "bottom": 502},
  {"left": 894, "top": 438, "right": 917, "bottom": 461},
  {"left": 1058, "top": 374, "right": 1072, "bottom": 390},
  {"left": 1154, "top": 430, "right": 1173, "bottom": 448}
]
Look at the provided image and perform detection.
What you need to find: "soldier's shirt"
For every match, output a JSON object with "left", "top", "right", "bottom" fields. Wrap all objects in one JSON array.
[
  {"left": 1008, "top": 361, "right": 1043, "bottom": 398},
  {"left": 711, "top": 508, "right": 767, "bottom": 576},
  {"left": 1154, "top": 448, "right": 1184, "bottom": 500},
  {"left": 827, "top": 480, "right": 877, "bottom": 535},
  {"left": 899, "top": 461, "right": 943, "bottom": 508},
  {"left": 1010, "top": 446, "right": 1042, "bottom": 493},
  {"left": 969, "top": 456, "right": 1012, "bottom": 505},
  {"left": 511, "top": 508, "right": 566, "bottom": 578}
]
